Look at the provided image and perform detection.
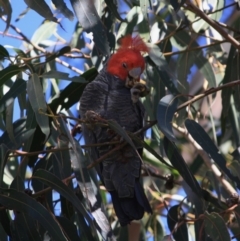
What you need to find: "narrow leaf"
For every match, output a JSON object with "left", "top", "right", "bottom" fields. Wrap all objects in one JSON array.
[
  {"left": 157, "top": 95, "right": 178, "bottom": 141},
  {"left": 31, "top": 21, "right": 58, "bottom": 46},
  {"left": 52, "top": 0, "right": 74, "bottom": 20},
  {"left": 58, "top": 116, "right": 112, "bottom": 239},
  {"left": 148, "top": 44, "right": 180, "bottom": 95},
  {"left": 167, "top": 205, "right": 189, "bottom": 241},
  {"left": 32, "top": 169, "right": 93, "bottom": 225},
  {"left": 70, "top": 0, "right": 110, "bottom": 56},
  {"left": 104, "top": 0, "right": 124, "bottom": 22},
  {"left": 0, "top": 45, "right": 9, "bottom": 59},
  {"left": 128, "top": 132, "right": 173, "bottom": 168},
  {"left": 5, "top": 100, "right": 15, "bottom": 146},
  {"left": 0, "top": 189, "right": 68, "bottom": 241},
  {"left": 163, "top": 137, "right": 203, "bottom": 197},
  {"left": 108, "top": 119, "right": 137, "bottom": 151},
  {"left": 185, "top": 119, "right": 240, "bottom": 188},
  {"left": 0, "top": 78, "right": 26, "bottom": 112},
  {"left": 204, "top": 212, "right": 230, "bottom": 241},
  {"left": 49, "top": 67, "right": 98, "bottom": 112},
  {"left": 56, "top": 216, "right": 80, "bottom": 241},
  {"left": 117, "top": 6, "right": 143, "bottom": 38},
  {"left": 13, "top": 211, "right": 42, "bottom": 241},
  {"left": 24, "top": 0, "right": 58, "bottom": 22},
  {"left": 45, "top": 46, "right": 71, "bottom": 62},
  {"left": 27, "top": 73, "right": 50, "bottom": 141},
  {"left": 0, "top": 118, "right": 35, "bottom": 149},
  {"left": 42, "top": 70, "right": 87, "bottom": 83},
  {"left": 0, "top": 145, "right": 9, "bottom": 188},
  {"left": 0, "top": 0, "right": 12, "bottom": 33},
  {"left": 0, "top": 65, "right": 22, "bottom": 88}
]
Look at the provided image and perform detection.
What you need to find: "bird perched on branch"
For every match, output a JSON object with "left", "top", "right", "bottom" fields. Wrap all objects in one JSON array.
[{"left": 79, "top": 35, "right": 152, "bottom": 226}]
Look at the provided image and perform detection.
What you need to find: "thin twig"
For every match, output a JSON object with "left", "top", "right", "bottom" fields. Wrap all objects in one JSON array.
[
  {"left": 172, "top": 123, "right": 236, "bottom": 195},
  {"left": 1, "top": 16, "right": 83, "bottom": 75},
  {"left": 185, "top": 1, "right": 240, "bottom": 49},
  {"left": 176, "top": 79, "right": 240, "bottom": 111}
]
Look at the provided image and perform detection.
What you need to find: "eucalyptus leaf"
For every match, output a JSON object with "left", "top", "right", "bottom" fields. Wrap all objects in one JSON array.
[
  {"left": 24, "top": 0, "right": 58, "bottom": 23},
  {"left": 204, "top": 212, "right": 230, "bottom": 241},
  {"left": 0, "top": 189, "right": 68, "bottom": 241},
  {"left": 27, "top": 73, "right": 50, "bottom": 141},
  {"left": 0, "top": 0, "right": 12, "bottom": 33},
  {"left": 52, "top": 0, "right": 74, "bottom": 20},
  {"left": 157, "top": 94, "right": 178, "bottom": 141},
  {"left": 42, "top": 70, "right": 87, "bottom": 83},
  {"left": 185, "top": 119, "right": 240, "bottom": 189},
  {"left": 70, "top": 0, "right": 110, "bottom": 56}
]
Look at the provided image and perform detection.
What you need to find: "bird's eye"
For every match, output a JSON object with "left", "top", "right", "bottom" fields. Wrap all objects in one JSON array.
[{"left": 122, "top": 63, "right": 127, "bottom": 68}]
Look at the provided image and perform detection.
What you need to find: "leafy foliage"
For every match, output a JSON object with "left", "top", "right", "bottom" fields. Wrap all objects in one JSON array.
[{"left": 0, "top": 0, "right": 240, "bottom": 240}]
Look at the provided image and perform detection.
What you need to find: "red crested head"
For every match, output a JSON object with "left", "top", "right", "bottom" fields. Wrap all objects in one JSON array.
[{"left": 107, "top": 35, "right": 149, "bottom": 84}]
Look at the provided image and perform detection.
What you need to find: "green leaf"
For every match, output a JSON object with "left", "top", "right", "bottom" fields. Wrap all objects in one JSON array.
[
  {"left": 139, "top": 0, "right": 150, "bottom": 19},
  {"left": 13, "top": 212, "right": 42, "bottom": 241},
  {"left": 27, "top": 73, "right": 50, "bottom": 141},
  {"left": 27, "top": 125, "right": 46, "bottom": 168},
  {"left": 10, "top": 175, "right": 25, "bottom": 192},
  {"left": 31, "top": 156, "right": 53, "bottom": 192},
  {"left": 32, "top": 169, "right": 94, "bottom": 226},
  {"left": 128, "top": 133, "right": 173, "bottom": 168},
  {"left": 49, "top": 67, "right": 98, "bottom": 113},
  {"left": 70, "top": 0, "right": 110, "bottom": 56},
  {"left": 56, "top": 216, "right": 80, "bottom": 241},
  {"left": 192, "top": 0, "right": 224, "bottom": 32},
  {"left": 0, "top": 0, "right": 12, "bottom": 33},
  {"left": 104, "top": 0, "right": 124, "bottom": 22},
  {"left": 5, "top": 100, "right": 15, "bottom": 146},
  {"left": 108, "top": 119, "right": 137, "bottom": 151},
  {"left": 117, "top": 6, "right": 143, "bottom": 38},
  {"left": 163, "top": 137, "right": 203, "bottom": 197},
  {"left": 147, "top": 44, "right": 180, "bottom": 95},
  {"left": 228, "top": 160, "right": 240, "bottom": 180},
  {"left": 52, "top": 0, "right": 74, "bottom": 20},
  {"left": 0, "top": 45, "right": 9, "bottom": 59},
  {"left": 31, "top": 21, "right": 58, "bottom": 46},
  {"left": 157, "top": 94, "right": 178, "bottom": 141},
  {"left": 167, "top": 205, "right": 189, "bottom": 241},
  {"left": 0, "top": 118, "right": 35, "bottom": 150},
  {"left": 45, "top": 46, "right": 71, "bottom": 62},
  {"left": 58, "top": 116, "right": 111, "bottom": 239},
  {"left": 185, "top": 119, "right": 240, "bottom": 189},
  {"left": 0, "top": 65, "right": 23, "bottom": 88},
  {"left": 0, "top": 189, "right": 68, "bottom": 241},
  {"left": 42, "top": 70, "right": 87, "bottom": 83},
  {"left": 0, "top": 145, "right": 9, "bottom": 188},
  {"left": 0, "top": 207, "right": 11, "bottom": 237},
  {"left": 204, "top": 212, "right": 230, "bottom": 241},
  {"left": 0, "top": 78, "right": 26, "bottom": 113},
  {"left": 169, "top": 0, "right": 185, "bottom": 11},
  {"left": 220, "top": 45, "right": 236, "bottom": 135},
  {"left": 13, "top": 48, "right": 27, "bottom": 58},
  {"left": 24, "top": 0, "right": 58, "bottom": 23},
  {"left": 173, "top": 31, "right": 216, "bottom": 90}
]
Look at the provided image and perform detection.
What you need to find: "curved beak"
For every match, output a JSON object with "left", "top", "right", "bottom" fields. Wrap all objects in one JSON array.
[
  {"left": 129, "top": 67, "right": 142, "bottom": 79},
  {"left": 125, "top": 67, "right": 142, "bottom": 88}
]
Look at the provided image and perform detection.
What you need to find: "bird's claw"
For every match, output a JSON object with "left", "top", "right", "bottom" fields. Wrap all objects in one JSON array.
[
  {"left": 85, "top": 110, "right": 101, "bottom": 122},
  {"left": 130, "top": 83, "right": 150, "bottom": 103}
]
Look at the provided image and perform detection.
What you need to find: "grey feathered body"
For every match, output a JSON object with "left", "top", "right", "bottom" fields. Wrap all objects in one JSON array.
[{"left": 79, "top": 67, "right": 151, "bottom": 226}]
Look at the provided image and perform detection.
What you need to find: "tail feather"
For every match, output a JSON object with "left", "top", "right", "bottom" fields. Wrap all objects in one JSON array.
[
  {"left": 134, "top": 181, "right": 152, "bottom": 213},
  {"left": 110, "top": 180, "right": 152, "bottom": 226}
]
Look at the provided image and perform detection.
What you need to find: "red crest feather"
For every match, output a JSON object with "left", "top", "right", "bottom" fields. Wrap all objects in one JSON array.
[
  {"left": 107, "top": 35, "right": 148, "bottom": 80},
  {"left": 119, "top": 35, "right": 149, "bottom": 53}
]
